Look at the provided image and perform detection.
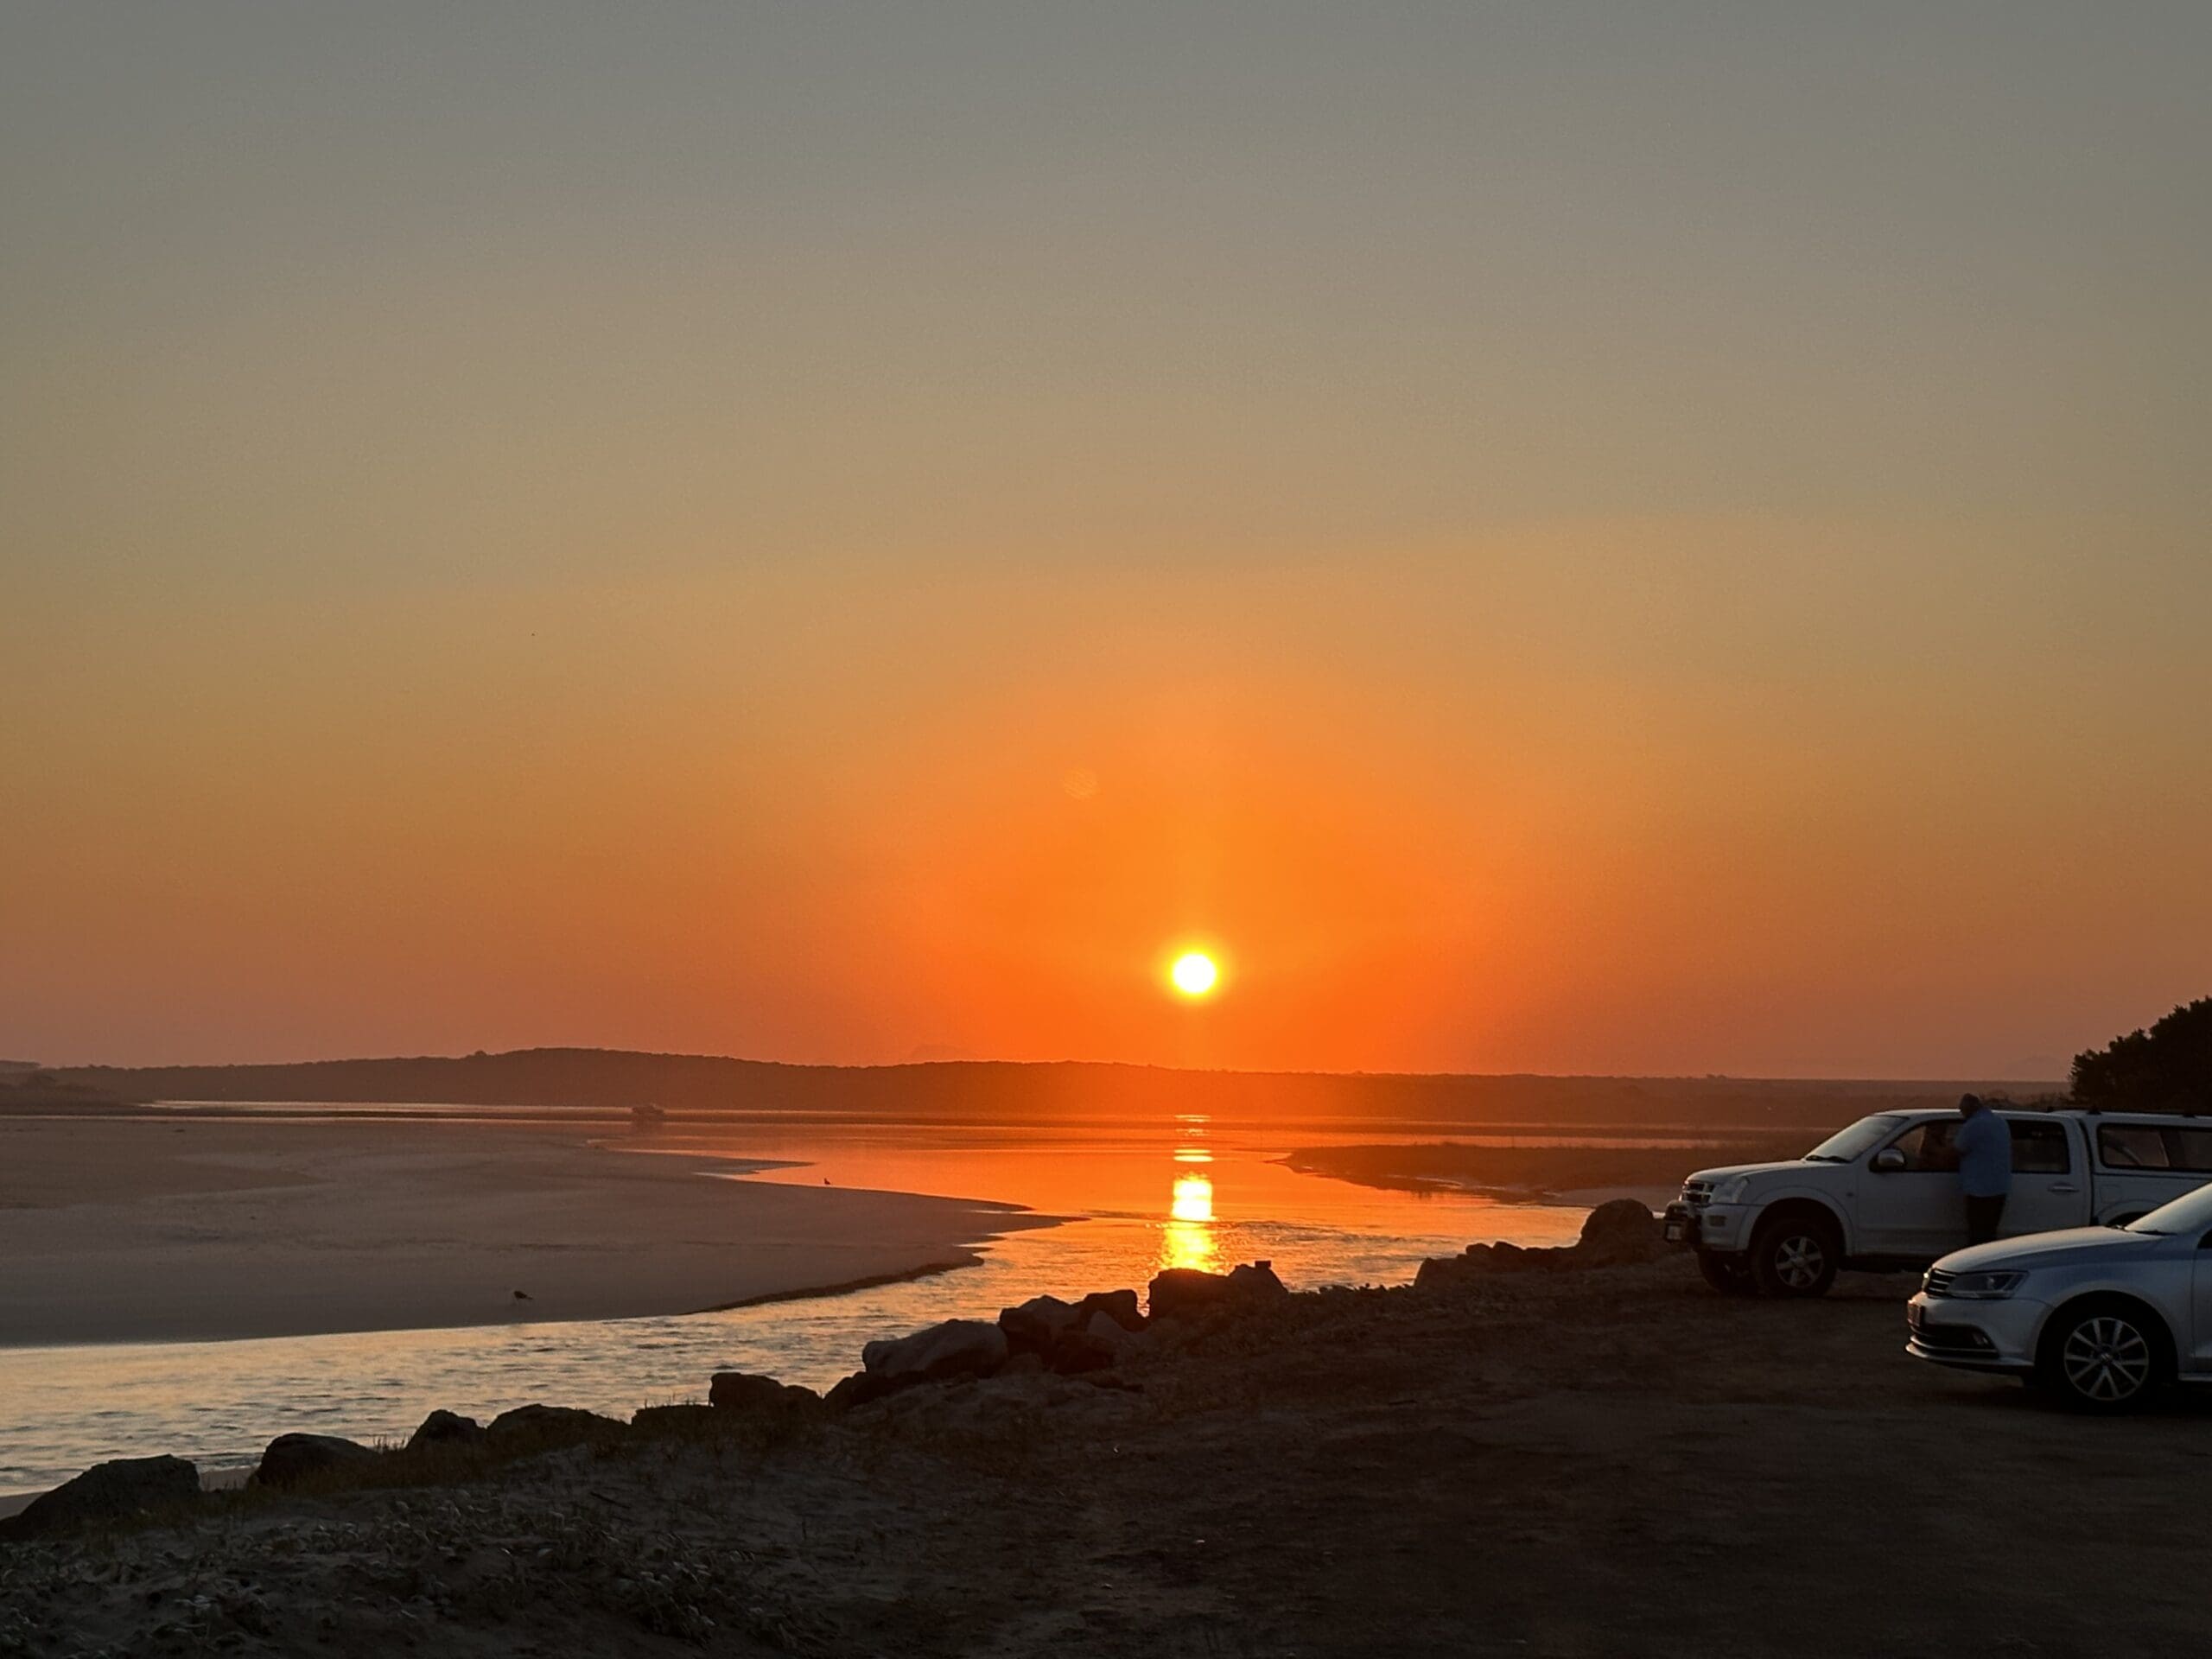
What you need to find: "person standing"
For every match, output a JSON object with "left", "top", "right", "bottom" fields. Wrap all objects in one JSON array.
[{"left": 1955, "top": 1094, "right": 2012, "bottom": 1245}]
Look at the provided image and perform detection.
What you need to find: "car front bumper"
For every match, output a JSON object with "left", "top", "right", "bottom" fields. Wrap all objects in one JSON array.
[
  {"left": 1905, "top": 1291, "right": 2046, "bottom": 1375},
  {"left": 1663, "top": 1202, "right": 1751, "bottom": 1255}
]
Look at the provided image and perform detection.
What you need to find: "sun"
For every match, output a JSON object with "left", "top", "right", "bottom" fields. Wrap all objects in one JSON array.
[{"left": 1169, "top": 951, "right": 1219, "bottom": 997}]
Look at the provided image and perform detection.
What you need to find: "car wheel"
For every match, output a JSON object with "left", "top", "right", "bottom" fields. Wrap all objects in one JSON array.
[
  {"left": 2038, "top": 1303, "right": 2169, "bottom": 1414},
  {"left": 1696, "top": 1250, "right": 1754, "bottom": 1294},
  {"left": 1748, "top": 1214, "right": 1840, "bottom": 1299}
]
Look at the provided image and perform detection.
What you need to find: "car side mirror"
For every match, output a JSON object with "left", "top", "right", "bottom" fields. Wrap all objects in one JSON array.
[{"left": 1871, "top": 1148, "right": 1906, "bottom": 1173}]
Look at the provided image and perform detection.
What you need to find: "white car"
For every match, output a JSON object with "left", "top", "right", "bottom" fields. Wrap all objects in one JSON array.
[
  {"left": 1664, "top": 1108, "right": 2212, "bottom": 1298},
  {"left": 1905, "top": 1179, "right": 2212, "bottom": 1411}
]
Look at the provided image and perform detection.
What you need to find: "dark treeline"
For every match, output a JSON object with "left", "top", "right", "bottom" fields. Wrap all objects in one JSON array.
[{"left": 44, "top": 1048, "right": 2055, "bottom": 1129}]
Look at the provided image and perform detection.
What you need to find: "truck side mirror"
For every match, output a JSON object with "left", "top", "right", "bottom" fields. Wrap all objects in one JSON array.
[{"left": 1871, "top": 1148, "right": 1906, "bottom": 1173}]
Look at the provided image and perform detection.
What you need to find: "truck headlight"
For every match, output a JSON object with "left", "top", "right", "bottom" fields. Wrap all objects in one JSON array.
[
  {"left": 1944, "top": 1270, "right": 2025, "bottom": 1300},
  {"left": 1709, "top": 1176, "right": 1752, "bottom": 1205}
]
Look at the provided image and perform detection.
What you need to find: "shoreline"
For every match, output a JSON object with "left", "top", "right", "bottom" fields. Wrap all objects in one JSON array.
[{"left": 0, "top": 1116, "right": 1053, "bottom": 1348}]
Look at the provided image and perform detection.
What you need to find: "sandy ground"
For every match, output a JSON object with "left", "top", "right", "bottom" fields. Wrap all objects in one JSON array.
[
  {"left": 7, "top": 1257, "right": 2210, "bottom": 1656},
  {"left": 0, "top": 1119, "right": 1052, "bottom": 1344}
]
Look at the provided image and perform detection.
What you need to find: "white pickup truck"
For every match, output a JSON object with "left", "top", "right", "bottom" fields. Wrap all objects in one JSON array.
[{"left": 1664, "top": 1108, "right": 2212, "bottom": 1298}]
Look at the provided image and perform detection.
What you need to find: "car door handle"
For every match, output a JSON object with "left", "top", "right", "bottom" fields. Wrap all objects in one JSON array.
[{"left": 2050, "top": 1183, "right": 2080, "bottom": 1194}]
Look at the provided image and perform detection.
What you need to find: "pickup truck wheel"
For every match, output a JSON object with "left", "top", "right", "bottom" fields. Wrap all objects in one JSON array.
[
  {"left": 1747, "top": 1213, "right": 1840, "bottom": 1299},
  {"left": 1696, "top": 1250, "right": 1754, "bottom": 1294},
  {"left": 2037, "top": 1302, "right": 2169, "bottom": 1414}
]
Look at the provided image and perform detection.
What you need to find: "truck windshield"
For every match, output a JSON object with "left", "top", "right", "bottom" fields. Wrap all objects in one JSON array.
[{"left": 1803, "top": 1114, "right": 1904, "bottom": 1163}]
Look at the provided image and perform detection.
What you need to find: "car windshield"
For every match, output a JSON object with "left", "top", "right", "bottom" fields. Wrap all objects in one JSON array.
[
  {"left": 2126, "top": 1182, "right": 2212, "bottom": 1236},
  {"left": 1802, "top": 1114, "right": 1904, "bottom": 1163}
]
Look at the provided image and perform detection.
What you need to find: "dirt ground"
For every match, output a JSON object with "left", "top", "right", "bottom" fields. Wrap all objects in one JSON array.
[{"left": 7, "top": 1258, "right": 2209, "bottom": 1657}]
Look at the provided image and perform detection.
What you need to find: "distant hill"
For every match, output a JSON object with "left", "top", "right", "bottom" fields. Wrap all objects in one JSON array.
[{"left": 45, "top": 1047, "right": 2061, "bottom": 1130}]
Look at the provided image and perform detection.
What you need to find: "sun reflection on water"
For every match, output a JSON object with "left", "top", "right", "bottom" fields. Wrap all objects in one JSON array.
[{"left": 1161, "top": 1167, "right": 1217, "bottom": 1272}]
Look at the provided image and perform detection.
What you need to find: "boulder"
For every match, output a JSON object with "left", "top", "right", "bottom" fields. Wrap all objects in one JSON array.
[
  {"left": 861, "top": 1319, "right": 1007, "bottom": 1383},
  {"left": 709, "top": 1371, "right": 822, "bottom": 1417},
  {"left": 1072, "top": 1288, "right": 1145, "bottom": 1332},
  {"left": 0, "top": 1456, "right": 200, "bottom": 1540},
  {"left": 1226, "top": 1261, "right": 1290, "bottom": 1301},
  {"left": 1148, "top": 1259, "right": 1289, "bottom": 1322},
  {"left": 485, "top": 1404, "right": 627, "bottom": 1446},
  {"left": 998, "top": 1294, "right": 1080, "bottom": 1356},
  {"left": 1575, "top": 1198, "right": 1665, "bottom": 1265},
  {"left": 1414, "top": 1241, "right": 1552, "bottom": 1287},
  {"left": 251, "top": 1433, "right": 378, "bottom": 1489},
  {"left": 823, "top": 1370, "right": 900, "bottom": 1413},
  {"left": 1081, "top": 1307, "right": 1136, "bottom": 1346},
  {"left": 404, "top": 1409, "right": 484, "bottom": 1452}
]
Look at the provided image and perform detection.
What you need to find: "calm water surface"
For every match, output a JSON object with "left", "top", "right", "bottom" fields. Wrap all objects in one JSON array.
[{"left": 0, "top": 1111, "right": 1670, "bottom": 1492}]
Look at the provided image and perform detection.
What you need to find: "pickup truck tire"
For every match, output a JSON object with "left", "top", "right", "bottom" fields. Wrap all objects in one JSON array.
[
  {"left": 1696, "top": 1250, "right": 1754, "bottom": 1294},
  {"left": 2036, "top": 1299, "right": 2171, "bottom": 1414},
  {"left": 1747, "top": 1211, "right": 1840, "bottom": 1299}
]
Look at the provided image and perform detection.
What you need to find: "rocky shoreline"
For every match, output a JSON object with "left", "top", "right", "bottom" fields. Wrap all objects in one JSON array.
[
  {"left": 3, "top": 1201, "right": 1671, "bottom": 1552},
  {"left": 8, "top": 1197, "right": 2209, "bottom": 1656},
  {"left": 0, "top": 1202, "right": 1689, "bottom": 1654}
]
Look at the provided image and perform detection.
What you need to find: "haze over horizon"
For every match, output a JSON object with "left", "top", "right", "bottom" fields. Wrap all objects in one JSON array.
[{"left": 6, "top": 3, "right": 2209, "bottom": 1078}]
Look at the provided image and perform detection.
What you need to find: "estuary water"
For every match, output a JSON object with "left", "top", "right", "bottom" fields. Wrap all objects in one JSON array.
[{"left": 0, "top": 1109, "right": 1679, "bottom": 1494}]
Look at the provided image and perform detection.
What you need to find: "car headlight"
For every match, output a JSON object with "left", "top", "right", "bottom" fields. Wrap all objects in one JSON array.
[
  {"left": 1943, "top": 1270, "right": 2026, "bottom": 1300},
  {"left": 1709, "top": 1176, "right": 1752, "bottom": 1205}
]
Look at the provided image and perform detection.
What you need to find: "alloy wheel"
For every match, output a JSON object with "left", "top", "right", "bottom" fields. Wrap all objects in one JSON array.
[
  {"left": 2061, "top": 1316, "right": 2152, "bottom": 1403},
  {"left": 1773, "top": 1234, "right": 1826, "bottom": 1291}
]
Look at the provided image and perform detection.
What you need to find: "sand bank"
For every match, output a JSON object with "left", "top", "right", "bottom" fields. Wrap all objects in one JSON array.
[{"left": 0, "top": 1118, "right": 1052, "bottom": 1345}]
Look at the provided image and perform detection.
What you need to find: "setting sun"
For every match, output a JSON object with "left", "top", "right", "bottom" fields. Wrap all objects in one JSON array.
[{"left": 1169, "top": 952, "right": 1220, "bottom": 998}]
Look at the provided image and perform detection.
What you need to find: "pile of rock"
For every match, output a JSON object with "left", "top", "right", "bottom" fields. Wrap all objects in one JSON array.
[
  {"left": 816, "top": 1258, "right": 1291, "bottom": 1411},
  {"left": 1414, "top": 1198, "right": 1666, "bottom": 1288}
]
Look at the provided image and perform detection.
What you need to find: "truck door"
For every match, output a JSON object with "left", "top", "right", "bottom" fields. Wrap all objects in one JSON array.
[
  {"left": 1855, "top": 1118, "right": 1964, "bottom": 1257},
  {"left": 1996, "top": 1116, "right": 2088, "bottom": 1236}
]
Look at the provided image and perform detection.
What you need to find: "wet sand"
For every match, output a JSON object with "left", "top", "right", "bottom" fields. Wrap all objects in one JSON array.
[{"left": 0, "top": 1118, "right": 1052, "bottom": 1344}]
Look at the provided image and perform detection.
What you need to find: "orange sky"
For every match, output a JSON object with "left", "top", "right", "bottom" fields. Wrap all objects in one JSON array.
[{"left": 4, "top": 6, "right": 2208, "bottom": 1075}]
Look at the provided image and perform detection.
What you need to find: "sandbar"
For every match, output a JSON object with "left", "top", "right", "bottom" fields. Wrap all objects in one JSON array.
[{"left": 0, "top": 1116, "right": 1052, "bottom": 1345}]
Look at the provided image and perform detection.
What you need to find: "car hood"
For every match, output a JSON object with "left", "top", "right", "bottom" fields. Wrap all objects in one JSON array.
[
  {"left": 1935, "top": 1226, "right": 2165, "bottom": 1275},
  {"left": 1686, "top": 1160, "right": 1819, "bottom": 1185}
]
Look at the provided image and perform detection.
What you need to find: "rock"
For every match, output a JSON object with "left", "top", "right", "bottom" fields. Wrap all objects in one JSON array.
[
  {"left": 484, "top": 1404, "right": 627, "bottom": 1446},
  {"left": 404, "top": 1410, "right": 484, "bottom": 1452},
  {"left": 632, "top": 1403, "right": 720, "bottom": 1433},
  {"left": 861, "top": 1318, "right": 1008, "bottom": 1383},
  {"left": 251, "top": 1433, "right": 378, "bottom": 1489},
  {"left": 998, "top": 1294, "right": 1081, "bottom": 1356},
  {"left": 1072, "top": 1288, "right": 1145, "bottom": 1332},
  {"left": 1000, "top": 1350, "right": 1046, "bottom": 1376},
  {"left": 1416, "top": 1207, "right": 1664, "bottom": 1288},
  {"left": 1081, "top": 1307, "right": 1136, "bottom": 1345},
  {"left": 0, "top": 1456, "right": 200, "bottom": 1540},
  {"left": 709, "top": 1371, "right": 822, "bottom": 1417},
  {"left": 1148, "top": 1259, "right": 1289, "bottom": 1321},
  {"left": 1148, "top": 1268, "right": 1230, "bottom": 1320},
  {"left": 824, "top": 1370, "right": 900, "bottom": 1413},
  {"left": 1414, "top": 1242, "right": 1552, "bottom": 1287},
  {"left": 1227, "top": 1261, "right": 1290, "bottom": 1301},
  {"left": 1575, "top": 1198, "right": 1665, "bottom": 1264}
]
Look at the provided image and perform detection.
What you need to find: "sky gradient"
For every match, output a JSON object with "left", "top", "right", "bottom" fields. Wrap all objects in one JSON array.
[{"left": 4, "top": 3, "right": 2208, "bottom": 1075}]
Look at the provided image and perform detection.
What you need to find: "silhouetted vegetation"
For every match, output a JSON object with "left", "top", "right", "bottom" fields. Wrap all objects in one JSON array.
[{"left": 2071, "top": 997, "right": 2212, "bottom": 1113}]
